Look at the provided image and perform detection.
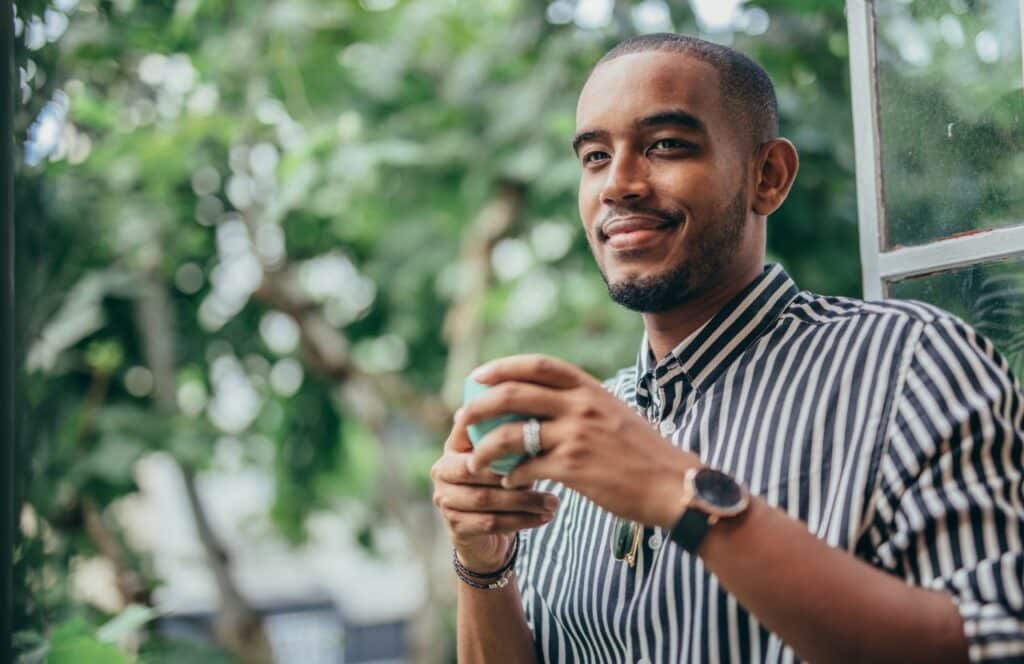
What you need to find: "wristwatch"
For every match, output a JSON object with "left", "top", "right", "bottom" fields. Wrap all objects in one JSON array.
[{"left": 668, "top": 467, "right": 750, "bottom": 554}]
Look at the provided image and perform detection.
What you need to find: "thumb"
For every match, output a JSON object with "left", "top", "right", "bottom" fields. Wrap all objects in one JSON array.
[{"left": 445, "top": 408, "right": 474, "bottom": 453}]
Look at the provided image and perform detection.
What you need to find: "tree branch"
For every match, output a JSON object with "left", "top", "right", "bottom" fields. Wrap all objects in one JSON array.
[
  {"left": 248, "top": 184, "right": 522, "bottom": 663},
  {"left": 134, "top": 277, "right": 275, "bottom": 663},
  {"left": 74, "top": 368, "right": 151, "bottom": 607},
  {"left": 440, "top": 181, "right": 525, "bottom": 409},
  {"left": 81, "top": 496, "right": 150, "bottom": 606},
  {"left": 254, "top": 272, "right": 451, "bottom": 433},
  {"left": 182, "top": 465, "right": 274, "bottom": 663}
]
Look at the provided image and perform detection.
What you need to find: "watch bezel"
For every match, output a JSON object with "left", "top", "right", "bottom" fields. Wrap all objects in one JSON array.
[{"left": 685, "top": 467, "right": 749, "bottom": 522}]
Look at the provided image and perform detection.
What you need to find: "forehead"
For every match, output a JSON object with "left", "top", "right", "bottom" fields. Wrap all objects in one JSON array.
[{"left": 576, "top": 51, "right": 725, "bottom": 133}]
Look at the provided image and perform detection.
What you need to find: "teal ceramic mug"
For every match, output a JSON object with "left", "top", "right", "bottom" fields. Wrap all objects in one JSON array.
[{"left": 463, "top": 377, "right": 529, "bottom": 475}]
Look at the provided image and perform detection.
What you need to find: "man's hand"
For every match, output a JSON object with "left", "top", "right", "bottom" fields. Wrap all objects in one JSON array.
[
  {"left": 464, "top": 354, "right": 699, "bottom": 529},
  {"left": 430, "top": 407, "right": 560, "bottom": 571}
]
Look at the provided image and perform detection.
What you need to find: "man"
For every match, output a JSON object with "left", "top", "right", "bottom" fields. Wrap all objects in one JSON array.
[{"left": 430, "top": 33, "right": 1024, "bottom": 663}]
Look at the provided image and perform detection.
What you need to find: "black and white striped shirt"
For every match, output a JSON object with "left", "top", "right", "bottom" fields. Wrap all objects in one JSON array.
[{"left": 515, "top": 264, "right": 1024, "bottom": 663}]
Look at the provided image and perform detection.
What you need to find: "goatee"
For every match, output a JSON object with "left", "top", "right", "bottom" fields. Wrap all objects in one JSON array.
[
  {"left": 600, "top": 189, "right": 747, "bottom": 313},
  {"left": 604, "top": 261, "right": 697, "bottom": 313}
]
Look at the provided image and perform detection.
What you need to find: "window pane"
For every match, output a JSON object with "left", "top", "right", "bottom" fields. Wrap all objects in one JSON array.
[
  {"left": 889, "top": 258, "right": 1024, "bottom": 377},
  {"left": 875, "top": 1, "right": 1024, "bottom": 248}
]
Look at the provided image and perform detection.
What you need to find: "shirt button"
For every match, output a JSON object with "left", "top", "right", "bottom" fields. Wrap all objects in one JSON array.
[
  {"left": 659, "top": 420, "right": 676, "bottom": 436},
  {"left": 647, "top": 531, "right": 662, "bottom": 550}
]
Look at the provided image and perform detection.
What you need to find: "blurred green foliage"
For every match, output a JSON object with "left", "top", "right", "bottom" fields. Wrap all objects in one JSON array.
[
  {"left": 13, "top": 0, "right": 864, "bottom": 660},
  {"left": 36, "top": 617, "right": 129, "bottom": 664}
]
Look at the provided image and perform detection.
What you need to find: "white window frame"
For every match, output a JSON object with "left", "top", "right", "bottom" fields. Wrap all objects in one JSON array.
[{"left": 847, "top": 0, "right": 1024, "bottom": 299}]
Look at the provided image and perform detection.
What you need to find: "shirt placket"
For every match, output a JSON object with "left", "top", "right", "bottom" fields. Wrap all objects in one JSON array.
[{"left": 639, "top": 362, "right": 693, "bottom": 564}]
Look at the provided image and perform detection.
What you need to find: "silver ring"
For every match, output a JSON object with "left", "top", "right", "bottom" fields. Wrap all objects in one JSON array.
[{"left": 523, "top": 418, "right": 542, "bottom": 457}]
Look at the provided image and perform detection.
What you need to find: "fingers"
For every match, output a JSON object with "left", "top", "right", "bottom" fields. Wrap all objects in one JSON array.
[
  {"left": 441, "top": 509, "right": 555, "bottom": 538},
  {"left": 502, "top": 454, "right": 560, "bottom": 490},
  {"left": 437, "top": 483, "right": 559, "bottom": 515},
  {"left": 432, "top": 443, "right": 561, "bottom": 538},
  {"left": 469, "top": 419, "right": 556, "bottom": 475},
  {"left": 462, "top": 419, "right": 563, "bottom": 489},
  {"left": 432, "top": 456, "right": 561, "bottom": 538},
  {"left": 444, "top": 408, "right": 473, "bottom": 453},
  {"left": 431, "top": 451, "right": 504, "bottom": 487},
  {"left": 462, "top": 381, "right": 565, "bottom": 425},
  {"left": 471, "top": 354, "right": 599, "bottom": 389}
]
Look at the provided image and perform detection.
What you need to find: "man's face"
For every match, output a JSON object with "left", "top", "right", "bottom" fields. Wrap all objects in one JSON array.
[{"left": 575, "top": 51, "right": 754, "bottom": 312}]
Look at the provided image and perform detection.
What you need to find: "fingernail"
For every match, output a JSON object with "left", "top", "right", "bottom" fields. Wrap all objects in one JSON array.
[
  {"left": 466, "top": 458, "right": 477, "bottom": 474},
  {"left": 543, "top": 496, "right": 559, "bottom": 511},
  {"left": 541, "top": 511, "right": 555, "bottom": 521},
  {"left": 470, "top": 364, "right": 492, "bottom": 381},
  {"left": 453, "top": 408, "right": 464, "bottom": 422},
  {"left": 500, "top": 477, "right": 511, "bottom": 489}
]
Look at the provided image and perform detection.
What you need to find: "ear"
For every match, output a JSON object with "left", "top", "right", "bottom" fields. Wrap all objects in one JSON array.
[{"left": 750, "top": 138, "right": 799, "bottom": 217}]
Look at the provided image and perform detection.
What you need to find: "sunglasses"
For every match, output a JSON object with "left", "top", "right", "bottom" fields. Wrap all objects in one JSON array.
[{"left": 610, "top": 516, "right": 642, "bottom": 566}]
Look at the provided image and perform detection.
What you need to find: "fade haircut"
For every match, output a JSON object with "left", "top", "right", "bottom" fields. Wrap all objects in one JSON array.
[{"left": 595, "top": 33, "right": 778, "bottom": 150}]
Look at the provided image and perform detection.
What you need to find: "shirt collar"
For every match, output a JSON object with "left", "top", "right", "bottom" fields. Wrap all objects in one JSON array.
[{"left": 634, "top": 264, "right": 799, "bottom": 408}]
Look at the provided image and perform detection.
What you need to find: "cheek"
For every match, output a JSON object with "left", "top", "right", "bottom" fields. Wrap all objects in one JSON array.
[
  {"left": 578, "top": 180, "right": 601, "bottom": 235},
  {"left": 578, "top": 174, "right": 598, "bottom": 207},
  {"left": 651, "top": 165, "right": 708, "bottom": 201}
]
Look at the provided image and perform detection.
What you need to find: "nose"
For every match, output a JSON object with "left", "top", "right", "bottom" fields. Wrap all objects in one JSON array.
[{"left": 599, "top": 153, "right": 651, "bottom": 206}]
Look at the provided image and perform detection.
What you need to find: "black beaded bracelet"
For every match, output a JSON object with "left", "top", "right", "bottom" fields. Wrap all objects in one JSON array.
[
  {"left": 453, "top": 533, "right": 518, "bottom": 578},
  {"left": 453, "top": 534, "right": 519, "bottom": 589},
  {"left": 454, "top": 565, "right": 515, "bottom": 590}
]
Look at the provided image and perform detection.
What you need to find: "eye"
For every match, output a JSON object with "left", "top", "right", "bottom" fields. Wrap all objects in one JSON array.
[
  {"left": 582, "top": 150, "right": 610, "bottom": 166},
  {"left": 649, "top": 138, "right": 692, "bottom": 151}
]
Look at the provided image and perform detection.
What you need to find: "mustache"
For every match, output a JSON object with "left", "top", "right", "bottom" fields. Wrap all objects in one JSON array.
[{"left": 598, "top": 205, "right": 685, "bottom": 238}]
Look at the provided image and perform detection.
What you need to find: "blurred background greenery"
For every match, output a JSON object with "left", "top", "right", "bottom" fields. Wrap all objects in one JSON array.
[{"left": 10, "top": 0, "right": 1015, "bottom": 662}]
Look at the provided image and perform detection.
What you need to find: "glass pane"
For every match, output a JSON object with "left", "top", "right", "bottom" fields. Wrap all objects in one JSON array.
[
  {"left": 875, "top": 1, "right": 1024, "bottom": 248},
  {"left": 889, "top": 258, "right": 1024, "bottom": 377}
]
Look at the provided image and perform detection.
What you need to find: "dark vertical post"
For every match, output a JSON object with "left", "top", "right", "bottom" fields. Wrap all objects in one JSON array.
[{"left": 0, "top": 0, "right": 14, "bottom": 661}]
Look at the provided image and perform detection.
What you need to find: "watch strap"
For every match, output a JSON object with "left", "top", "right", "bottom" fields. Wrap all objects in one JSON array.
[{"left": 669, "top": 506, "right": 710, "bottom": 554}]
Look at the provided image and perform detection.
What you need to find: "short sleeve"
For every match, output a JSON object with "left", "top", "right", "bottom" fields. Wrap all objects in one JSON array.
[{"left": 865, "top": 313, "right": 1024, "bottom": 663}]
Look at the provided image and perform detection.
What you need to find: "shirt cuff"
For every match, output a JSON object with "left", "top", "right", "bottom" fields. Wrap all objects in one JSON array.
[{"left": 956, "top": 599, "right": 1024, "bottom": 663}]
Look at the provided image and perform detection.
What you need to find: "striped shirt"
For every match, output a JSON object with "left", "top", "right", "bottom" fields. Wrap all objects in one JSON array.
[{"left": 514, "top": 264, "right": 1024, "bottom": 663}]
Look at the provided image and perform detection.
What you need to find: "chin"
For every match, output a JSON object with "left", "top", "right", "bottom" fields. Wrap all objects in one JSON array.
[
  {"left": 600, "top": 256, "right": 701, "bottom": 313},
  {"left": 605, "top": 257, "right": 679, "bottom": 285}
]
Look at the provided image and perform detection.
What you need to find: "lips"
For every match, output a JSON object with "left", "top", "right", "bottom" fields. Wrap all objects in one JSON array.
[
  {"left": 602, "top": 216, "right": 673, "bottom": 239},
  {"left": 601, "top": 217, "right": 680, "bottom": 251}
]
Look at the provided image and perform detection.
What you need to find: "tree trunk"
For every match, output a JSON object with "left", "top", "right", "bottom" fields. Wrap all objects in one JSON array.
[
  {"left": 135, "top": 278, "right": 275, "bottom": 663},
  {"left": 182, "top": 466, "right": 274, "bottom": 663},
  {"left": 81, "top": 496, "right": 151, "bottom": 607},
  {"left": 253, "top": 184, "right": 524, "bottom": 664},
  {"left": 441, "top": 182, "right": 525, "bottom": 409}
]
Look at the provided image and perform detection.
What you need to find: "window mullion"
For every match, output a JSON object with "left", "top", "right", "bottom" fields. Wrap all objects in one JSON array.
[
  {"left": 1019, "top": 0, "right": 1024, "bottom": 92},
  {"left": 878, "top": 224, "right": 1024, "bottom": 283},
  {"left": 848, "top": 0, "right": 886, "bottom": 299}
]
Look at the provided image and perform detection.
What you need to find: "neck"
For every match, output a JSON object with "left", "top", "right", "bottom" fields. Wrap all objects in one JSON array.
[{"left": 641, "top": 262, "right": 764, "bottom": 363}]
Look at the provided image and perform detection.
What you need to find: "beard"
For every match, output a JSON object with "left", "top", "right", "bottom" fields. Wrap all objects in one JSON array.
[{"left": 599, "top": 188, "right": 748, "bottom": 313}]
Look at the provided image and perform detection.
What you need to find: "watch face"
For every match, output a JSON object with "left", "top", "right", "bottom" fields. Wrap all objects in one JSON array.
[{"left": 694, "top": 469, "right": 743, "bottom": 509}]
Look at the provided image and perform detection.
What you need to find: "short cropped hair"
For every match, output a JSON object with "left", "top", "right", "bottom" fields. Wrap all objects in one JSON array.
[{"left": 595, "top": 33, "right": 778, "bottom": 150}]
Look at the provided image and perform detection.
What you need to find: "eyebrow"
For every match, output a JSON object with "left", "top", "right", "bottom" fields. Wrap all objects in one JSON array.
[
  {"left": 572, "top": 108, "right": 707, "bottom": 155},
  {"left": 637, "top": 109, "right": 706, "bottom": 133}
]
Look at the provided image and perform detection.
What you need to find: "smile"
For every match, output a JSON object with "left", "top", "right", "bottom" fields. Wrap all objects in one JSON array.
[{"left": 603, "top": 216, "right": 678, "bottom": 250}]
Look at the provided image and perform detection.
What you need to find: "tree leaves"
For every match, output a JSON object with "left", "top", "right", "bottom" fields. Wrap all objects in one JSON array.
[
  {"left": 35, "top": 617, "right": 129, "bottom": 664},
  {"left": 15, "top": 0, "right": 870, "bottom": 659}
]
